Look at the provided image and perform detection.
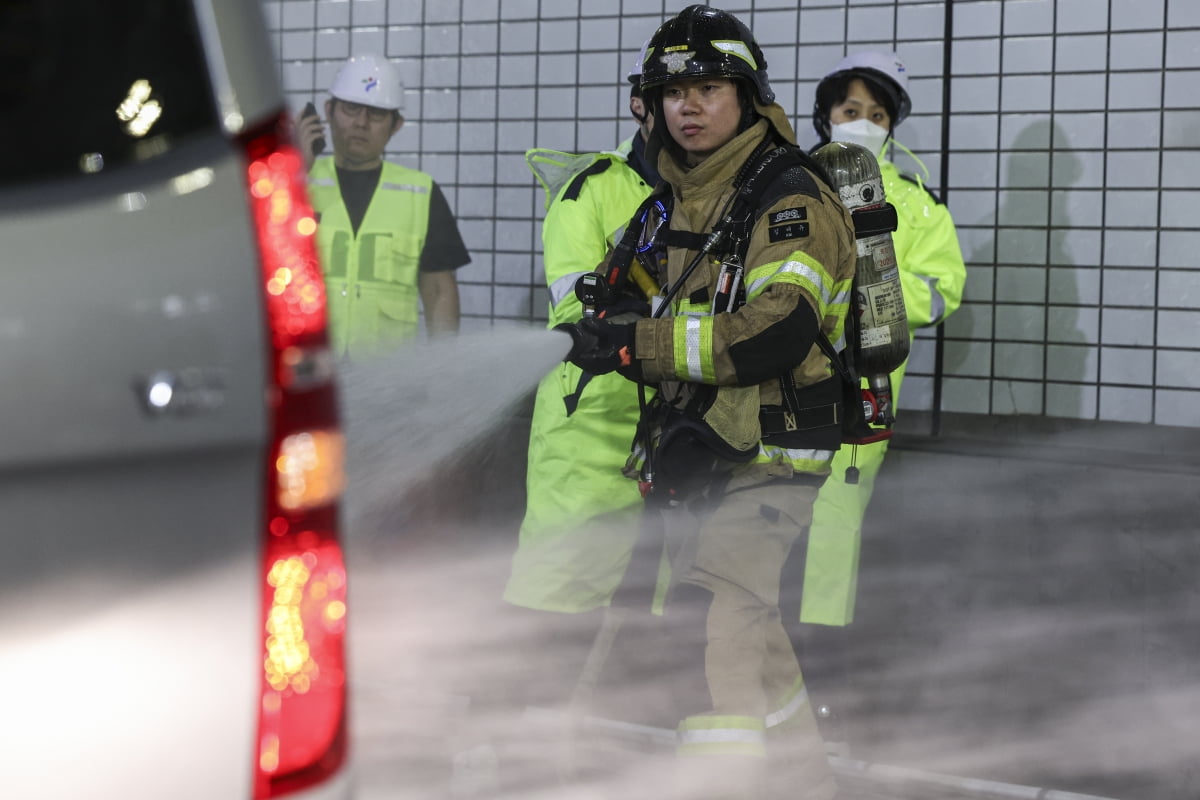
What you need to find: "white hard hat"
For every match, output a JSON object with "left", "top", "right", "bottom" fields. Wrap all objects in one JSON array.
[
  {"left": 329, "top": 53, "right": 404, "bottom": 110},
  {"left": 813, "top": 50, "right": 911, "bottom": 139},
  {"left": 827, "top": 51, "right": 909, "bottom": 98}
]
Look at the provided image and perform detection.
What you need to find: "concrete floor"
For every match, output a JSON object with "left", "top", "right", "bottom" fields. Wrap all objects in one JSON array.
[{"left": 344, "top": 405, "right": 1200, "bottom": 800}]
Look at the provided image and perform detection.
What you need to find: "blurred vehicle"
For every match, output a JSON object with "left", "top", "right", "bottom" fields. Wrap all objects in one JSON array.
[{"left": 0, "top": 1, "right": 351, "bottom": 798}]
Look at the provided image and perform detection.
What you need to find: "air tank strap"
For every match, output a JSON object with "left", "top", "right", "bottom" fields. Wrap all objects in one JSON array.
[{"left": 852, "top": 204, "right": 898, "bottom": 237}]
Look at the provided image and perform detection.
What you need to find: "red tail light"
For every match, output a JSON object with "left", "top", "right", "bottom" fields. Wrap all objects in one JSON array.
[{"left": 240, "top": 115, "right": 348, "bottom": 799}]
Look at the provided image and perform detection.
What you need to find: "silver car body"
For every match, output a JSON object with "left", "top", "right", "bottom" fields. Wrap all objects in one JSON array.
[{"left": 0, "top": 0, "right": 351, "bottom": 797}]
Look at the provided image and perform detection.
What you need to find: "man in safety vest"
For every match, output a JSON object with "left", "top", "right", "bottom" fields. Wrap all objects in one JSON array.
[
  {"left": 791, "top": 50, "right": 968, "bottom": 630},
  {"left": 294, "top": 53, "right": 470, "bottom": 358}
]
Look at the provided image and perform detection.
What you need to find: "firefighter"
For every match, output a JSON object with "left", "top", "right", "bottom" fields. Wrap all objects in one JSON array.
[
  {"left": 504, "top": 44, "right": 660, "bottom": 619},
  {"left": 792, "top": 51, "right": 967, "bottom": 631},
  {"left": 293, "top": 54, "right": 470, "bottom": 357},
  {"left": 558, "top": 6, "right": 855, "bottom": 797}
]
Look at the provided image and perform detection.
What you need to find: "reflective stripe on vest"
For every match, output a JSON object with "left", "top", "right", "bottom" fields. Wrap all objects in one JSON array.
[{"left": 307, "top": 157, "right": 433, "bottom": 357}]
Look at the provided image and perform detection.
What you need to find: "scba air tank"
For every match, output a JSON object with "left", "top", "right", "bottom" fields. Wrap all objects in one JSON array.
[{"left": 813, "top": 140, "right": 909, "bottom": 426}]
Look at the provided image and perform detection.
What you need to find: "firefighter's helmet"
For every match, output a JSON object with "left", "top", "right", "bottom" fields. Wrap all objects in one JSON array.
[{"left": 639, "top": 5, "right": 774, "bottom": 105}]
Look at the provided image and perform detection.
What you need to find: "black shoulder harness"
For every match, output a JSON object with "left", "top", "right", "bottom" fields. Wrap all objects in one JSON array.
[{"left": 562, "top": 159, "right": 613, "bottom": 202}]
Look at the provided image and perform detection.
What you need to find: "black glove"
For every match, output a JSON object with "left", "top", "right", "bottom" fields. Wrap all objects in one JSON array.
[
  {"left": 554, "top": 316, "right": 636, "bottom": 375},
  {"left": 595, "top": 293, "right": 651, "bottom": 323}
]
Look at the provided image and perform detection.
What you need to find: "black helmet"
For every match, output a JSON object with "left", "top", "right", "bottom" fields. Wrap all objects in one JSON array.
[
  {"left": 639, "top": 5, "right": 774, "bottom": 105},
  {"left": 812, "top": 51, "right": 912, "bottom": 141}
]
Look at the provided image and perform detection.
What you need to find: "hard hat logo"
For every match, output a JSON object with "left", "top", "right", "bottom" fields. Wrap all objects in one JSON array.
[
  {"left": 329, "top": 54, "right": 404, "bottom": 110},
  {"left": 661, "top": 51, "right": 694, "bottom": 74}
]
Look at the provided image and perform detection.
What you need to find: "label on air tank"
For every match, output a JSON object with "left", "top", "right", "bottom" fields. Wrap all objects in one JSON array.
[{"left": 858, "top": 278, "right": 906, "bottom": 332}]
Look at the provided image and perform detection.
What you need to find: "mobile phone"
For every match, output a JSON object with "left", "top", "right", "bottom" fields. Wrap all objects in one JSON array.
[{"left": 302, "top": 101, "right": 326, "bottom": 157}]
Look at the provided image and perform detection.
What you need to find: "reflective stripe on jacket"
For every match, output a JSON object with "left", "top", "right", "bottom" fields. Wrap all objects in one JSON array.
[
  {"left": 633, "top": 111, "right": 857, "bottom": 476},
  {"left": 882, "top": 159, "right": 966, "bottom": 332},
  {"left": 307, "top": 157, "right": 433, "bottom": 358}
]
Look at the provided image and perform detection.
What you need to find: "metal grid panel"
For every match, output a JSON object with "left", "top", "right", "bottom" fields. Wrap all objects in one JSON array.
[{"left": 260, "top": 0, "right": 1200, "bottom": 428}]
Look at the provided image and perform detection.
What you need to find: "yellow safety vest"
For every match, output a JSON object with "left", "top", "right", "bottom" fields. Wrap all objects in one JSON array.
[{"left": 307, "top": 157, "right": 433, "bottom": 358}]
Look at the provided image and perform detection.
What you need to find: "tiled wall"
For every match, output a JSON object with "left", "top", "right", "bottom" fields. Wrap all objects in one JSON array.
[{"left": 261, "top": 0, "right": 1200, "bottom": 429}]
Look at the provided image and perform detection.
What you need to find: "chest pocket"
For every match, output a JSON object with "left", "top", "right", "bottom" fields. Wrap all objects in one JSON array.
[{"left": 357, "top": 231, "right": 422, "bottom": 285}]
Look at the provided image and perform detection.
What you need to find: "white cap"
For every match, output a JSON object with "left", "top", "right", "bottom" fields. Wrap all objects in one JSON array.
[{"left": 329, "top": 53, "right": 404, "bottom": 110}]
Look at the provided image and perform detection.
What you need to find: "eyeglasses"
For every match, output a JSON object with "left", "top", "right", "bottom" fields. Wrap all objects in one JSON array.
[{"left": 336, "top": 101, "right": 395, "bottom": 123}]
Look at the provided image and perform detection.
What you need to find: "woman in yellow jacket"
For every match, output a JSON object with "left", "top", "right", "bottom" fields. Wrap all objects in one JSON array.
[{"left": 796, "top": 51, "right": 968, "bottom": 628}]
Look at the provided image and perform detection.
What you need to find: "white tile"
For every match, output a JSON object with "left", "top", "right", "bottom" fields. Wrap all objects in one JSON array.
[
  {"left": 1155, "top": 390, "right": 1200, "bottom": 427},
  {"left": 1053, "top": 73, "right": 1107, "bottom": 111},
  {"left": 1049, "top": 306, "right": 1099, "bottom": 344},
  {"left": 1106, "top": 150, "right": 1162, "bottom": 189},
  {"left": 952, "top": 38, "right": 1000, "bottom": 76},
  {"left": 897, "top": 3, "right": 946, "bottom": 42},
  {"left": 1046, "top": 344, "right": 1098, "bottom": 382},
  {"left": 1102, "top": 190, "right": 1161, "bottom": 229},
  {"left": 1001, "top": 74, "right": 1052, "bottom": 113},
  {"left": 997, "top": 227, "right": 1049, "bottom": 265},
  {"left": 462, "top": 0, "right": 501, "bottom": 23},
  {"left": 1108, "top": 71, "right": 1164, "bottom": 110},
  {"left": 945, "top": 340, "right": 995, "bottom": 377},
  {"left": 1104, "top": 229, "right": 1158, "bottom": 267},
  {"left": 847, "top": 6, "right": 895, "bottom": 42},
  {"left": 1156, "top": 310, "right": 1200, "bottom": 349},
  {"left": 1002, "top": 36, "right": 1052, "bottom": 74},
  {"left": 351, "top": 28, "right": 386, "bottom": 56},
  {"left": 538, "top": 18, "right": 579, "bottom": 52},
  {"left": 1000, "top": 114, "right": 1050, "bottom": 150},
  {"left": 799, "top": 9, "right": 845, "bottom": 45},
  {"left": 953, "top": 0, "right": 1001, "bottom": 37},
  {"left": 1056, "top": 0, "right": 1110, "bottom": 33},
  {"left": 1003, "top": 0, "right": 1054, "bottom": 36},
  {"left": 1045, "top": 381, "right": 1098, "bottom": 419},
  {"left": 1157, "top": 351, "right": 1200, "bottom": 389},
  {"left": 1112, "top": 0, "right": 1164, "bottom": 28},
  {"left": 1098, "top": 386, "right": 1153, "bottom": 423},
  {"left": 1101, "top": 308, "right": 1156, "bottom": 346},
  {"left": 1160, "top": 151, "right": 1200, "bottom": 189},
  {"left": 950, "top": 76, "right": 999, "bottom": 113},
  {"left": 991, "top": 380, "right": 1045, "bottom": 414},
  {"left": 1111, "top": 32, "right": 1168, "bottom": 70},
  {"left": 995, "top": 304, "right": 1046, "bottom": 340},
  {"left": 351, "top": 0, "right": 386, "bottom": 26},
  {"left": 1166, "top": 29, "right": 1200, "bottom": 69},
  {"left": 1048, "top": 267, "right": 1100, "bottom": 306},
  {"left": 942, "top": 376, "right": 992, "bottom": 413},
  {"left": 1050, "top": 228, "right": 1101, "bottom": 266},
  {"left": 1054, "top": 33, "right": 1108, "bottom": 72},
  {"left": 1160, "top": 228, "right": 1200, "bottom": 269},
  {"left": 498, "top": 54, "right": 537, "bottom": 86},
  {"left": 998, "top": 190, "right": 1049, "bottom": 226},
  {"left": 316, "top": 0, "right": 349, "bottom": 28},
  {"left": 750, "top": 9, "right": 800, "bottom": 46}
]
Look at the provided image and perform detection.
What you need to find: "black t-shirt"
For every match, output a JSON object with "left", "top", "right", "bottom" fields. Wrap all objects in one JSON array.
[{"left": 335, "top": 165, "right": 471, "bottom": 273}]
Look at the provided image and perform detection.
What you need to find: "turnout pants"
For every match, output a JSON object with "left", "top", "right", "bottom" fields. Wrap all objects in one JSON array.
[{"left": 662, "top": 471, "right": 839, "bottom": 800}]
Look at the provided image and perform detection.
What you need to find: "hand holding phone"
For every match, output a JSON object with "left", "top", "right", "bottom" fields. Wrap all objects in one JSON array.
[{"left": 302, "top": 101, "right": 326, "bottom": 157}]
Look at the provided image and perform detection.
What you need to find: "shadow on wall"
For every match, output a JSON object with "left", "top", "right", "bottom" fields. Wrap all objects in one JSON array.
[{"left": 945, "top": 120, "right": 1089, "bottom": 416}]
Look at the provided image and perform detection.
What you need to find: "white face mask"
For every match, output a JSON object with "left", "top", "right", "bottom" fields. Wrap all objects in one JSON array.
[{"left": 829, "top": 119, "right": 890, "bottom": 157}]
